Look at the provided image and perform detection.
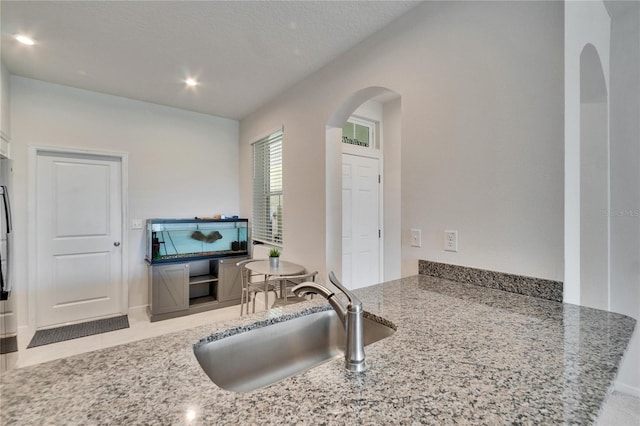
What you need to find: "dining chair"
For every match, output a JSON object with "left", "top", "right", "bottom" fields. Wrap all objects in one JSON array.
[
  {"left": 278, "top": 271, "right": 318, "bottom": 305},
  {"left": 236, "top": 259, "right": 278, "bottom": 316}
]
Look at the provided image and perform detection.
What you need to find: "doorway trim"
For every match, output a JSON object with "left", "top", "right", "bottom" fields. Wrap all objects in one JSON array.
[{"left": 27, "top": 145, "right": 129, "bottom": 329}]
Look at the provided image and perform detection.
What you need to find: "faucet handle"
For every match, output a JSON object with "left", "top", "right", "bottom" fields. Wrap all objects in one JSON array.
[{"left": 328, "top": 272, "right": 362, "bottom": 310}]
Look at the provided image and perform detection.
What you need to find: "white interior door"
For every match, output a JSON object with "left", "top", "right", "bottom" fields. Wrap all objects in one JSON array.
[
  {"left": 36, "top": 151, "right": 123, "bottom": 328},
  {"left": 342, "top": 153, "right": 380, "bottom": 290}
]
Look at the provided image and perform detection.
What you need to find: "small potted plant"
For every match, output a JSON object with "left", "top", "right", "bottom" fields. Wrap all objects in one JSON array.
[{"left": 269, "top": 248, "right": 280, "bottom": 269}]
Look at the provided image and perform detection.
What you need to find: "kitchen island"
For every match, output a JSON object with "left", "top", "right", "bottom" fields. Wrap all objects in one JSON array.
[{"left": 1, "top": 275, "right": 636, "bottom": 424}]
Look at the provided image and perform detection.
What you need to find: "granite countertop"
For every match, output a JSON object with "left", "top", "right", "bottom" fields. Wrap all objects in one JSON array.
[{"left": 0, "top": 275, "right": 636, "bottom": 425}]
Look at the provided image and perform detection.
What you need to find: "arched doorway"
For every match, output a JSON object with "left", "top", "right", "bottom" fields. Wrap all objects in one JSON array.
[
  {"left": 579, "top": 44, "right": 609, "bottom": 310},
  {"left": 325, "top": 87, "right": 401, "bottom": 289}
]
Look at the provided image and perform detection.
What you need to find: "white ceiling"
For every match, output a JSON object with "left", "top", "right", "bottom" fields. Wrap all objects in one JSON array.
[{"left": 1, "top": 1, "right": 420, "bottom": 120}]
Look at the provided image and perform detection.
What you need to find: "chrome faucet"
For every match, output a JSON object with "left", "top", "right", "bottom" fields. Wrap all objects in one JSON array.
[{"left": 292, "top": 272, "right": 366, "bottom": 372}]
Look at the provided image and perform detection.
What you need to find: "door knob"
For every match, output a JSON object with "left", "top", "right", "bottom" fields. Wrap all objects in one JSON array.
[{"left": 114, "top": 242, "right": 121, "bottom": 247}]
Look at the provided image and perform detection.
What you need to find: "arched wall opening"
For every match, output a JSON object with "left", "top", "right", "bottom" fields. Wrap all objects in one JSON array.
[
  {"left": 564, "top": 0, "right": 611, "bottom": 305},
  {"left": 325, "top": 86, "right": 401, "bottom": 286},
  {"left": 579, "top": 44, "right": 610, "bottom": 311}
]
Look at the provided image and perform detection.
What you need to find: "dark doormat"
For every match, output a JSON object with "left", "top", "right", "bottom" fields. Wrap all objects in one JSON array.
[
  {"left": 0, "top": 335, "right": 18, "bottom": 354},
  {"left": 27, "top": 315, "right": 129, "bottom": 348}
]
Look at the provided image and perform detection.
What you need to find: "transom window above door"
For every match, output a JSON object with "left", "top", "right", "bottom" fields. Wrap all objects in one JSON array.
[{"left": 342, "top": 117, "right": 376, "bottom": 150}]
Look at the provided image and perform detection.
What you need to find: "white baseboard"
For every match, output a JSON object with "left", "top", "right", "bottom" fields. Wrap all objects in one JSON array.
[{"left": 615, "top": 381, "right": 640, "bottom": 398}]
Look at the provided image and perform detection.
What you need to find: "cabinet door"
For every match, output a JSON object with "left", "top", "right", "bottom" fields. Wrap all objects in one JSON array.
[
  {"left": 151, "top": 263, "right": 189, "bottom": 314},
  {"left": 217, "top": 257, "right": 245, "bottom": 302}
]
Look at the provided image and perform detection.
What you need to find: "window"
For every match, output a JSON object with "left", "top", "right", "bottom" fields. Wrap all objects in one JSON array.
[
  {"left": 252, "top": 129, "right": 283, "bottom": 245},
  {"left": 342, "top": 117, "right": 375, "bottom": 149}
]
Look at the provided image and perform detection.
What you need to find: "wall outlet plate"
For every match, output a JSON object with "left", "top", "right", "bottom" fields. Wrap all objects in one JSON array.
[
  {"left": 132, "top": 219, "right": 143, "bottom": 230},
  {"left": 410, "top": 229, "right": 422, "bottom": 247},
  {"left": 444, "top": 230, "right": 458, "bottom": 252}
]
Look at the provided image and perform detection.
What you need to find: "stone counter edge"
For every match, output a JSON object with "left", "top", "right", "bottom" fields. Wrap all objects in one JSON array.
[{"left": 419, "top": 260, "right": 563, "bottom": 302}]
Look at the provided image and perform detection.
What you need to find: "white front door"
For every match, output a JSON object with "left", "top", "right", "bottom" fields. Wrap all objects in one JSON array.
[
  {"left": 36, "top": 151, "right": 123, "bottom": 328},
  {"left": 342, "top": 153, "right": 380, "bottom": 290}
]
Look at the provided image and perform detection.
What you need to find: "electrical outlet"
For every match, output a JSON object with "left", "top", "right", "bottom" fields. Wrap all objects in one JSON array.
[
  {"left": 444, "top": 230, "right": 458, "bottom": 252},
  {"left": 410, "top": 229, "right": 422, "bottom": 247},
  {"left": 132, "top": 219, "right": 143, "bottom": 230}
]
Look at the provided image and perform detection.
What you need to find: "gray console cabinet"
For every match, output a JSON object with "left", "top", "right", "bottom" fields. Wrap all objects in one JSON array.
[{"left": 148, "top": 255, "right": 247, "bottom": 321}]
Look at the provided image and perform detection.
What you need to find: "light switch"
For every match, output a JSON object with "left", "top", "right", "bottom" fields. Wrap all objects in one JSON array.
[
  {"left": 132, "top": 219, "right": 143, "bottom": 230},
  {"left": 410, "top": 229, "right": 421, "bottom": 247}
]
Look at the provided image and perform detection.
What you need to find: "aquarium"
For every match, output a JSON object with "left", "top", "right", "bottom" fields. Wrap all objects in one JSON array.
[{"left": 146, "top": 218, "right": 248, "bottom": 263}]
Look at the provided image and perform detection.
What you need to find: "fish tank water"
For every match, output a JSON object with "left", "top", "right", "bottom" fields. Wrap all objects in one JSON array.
[{"left": 146, "top": 218, "right": 248, "bottom": 263}]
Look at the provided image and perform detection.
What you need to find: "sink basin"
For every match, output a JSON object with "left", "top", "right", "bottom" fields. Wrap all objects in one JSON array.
[{"left": 194, "top": 308, "right": 396, "bottom": 392}]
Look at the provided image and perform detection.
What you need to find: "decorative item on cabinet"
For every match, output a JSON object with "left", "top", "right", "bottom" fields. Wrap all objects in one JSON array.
[{"left": 146, "top": 218, "right": 248, "bottom": 263}]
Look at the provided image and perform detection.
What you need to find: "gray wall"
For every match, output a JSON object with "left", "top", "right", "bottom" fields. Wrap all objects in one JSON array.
[
  {"left": 10, "top": 77, "right": 239, "bottom": 325},
  {"left": 239, "top": 1, "right": 564, "bottom": 284},
  {"left": 609, "top": 2, "right": 640, "bottom": 394}
]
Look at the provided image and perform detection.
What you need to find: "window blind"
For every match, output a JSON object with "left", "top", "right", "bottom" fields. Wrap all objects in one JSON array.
[{"left": 252, "top": 129, "right": 283, "bottom": 246}]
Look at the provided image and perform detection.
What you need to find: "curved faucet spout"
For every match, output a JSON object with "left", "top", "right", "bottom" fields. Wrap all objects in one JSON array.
[
  {"left": 292, "top": 282, "right": 346, "bottom": 324},
  {"left": 292, "top": 273, "right": 366, "bottom": 373},
  {"left": 292, "top": 282, "right": 334, "bottom": 300}
]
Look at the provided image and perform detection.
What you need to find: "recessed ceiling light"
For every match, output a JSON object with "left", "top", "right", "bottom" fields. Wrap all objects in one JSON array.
[
  {"left": 185, "top": 78, "right": 198, "bottom": 87},
  {"left": 15, "top": 34, "right": 35, "bottom": 46}
]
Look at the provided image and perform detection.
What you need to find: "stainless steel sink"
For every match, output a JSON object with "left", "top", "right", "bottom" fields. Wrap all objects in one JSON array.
[{"left": 194, "top": 308, "right": 396, "bottom": 392}]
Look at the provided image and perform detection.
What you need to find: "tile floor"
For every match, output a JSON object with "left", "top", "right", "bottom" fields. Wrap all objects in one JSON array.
[
  {"left": 599, "top": 390, "right": 640, "bottom": 426},
  {"left": 13, "top": 303, "right": 243, "bottom": 368},
  {"left": 7, "top": 298, "right": 640, "bottom": 425}
]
